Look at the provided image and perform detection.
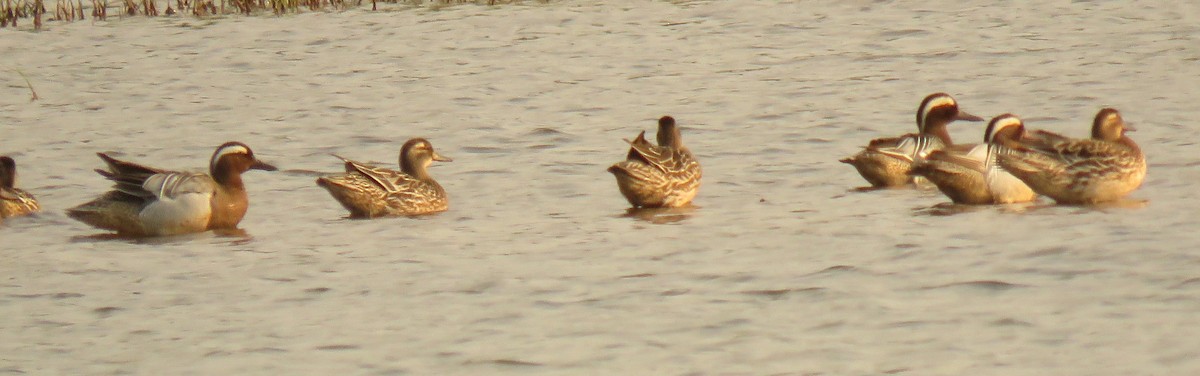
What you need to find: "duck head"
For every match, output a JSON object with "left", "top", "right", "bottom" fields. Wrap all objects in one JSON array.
[
  {"left": 0, "top": 156, "right": 15, "bottom": 189},
  {"left": 655, "top": 116, "right": 684, "bottom": 149},
  {"left": 1092, "top": 108, "right": 1132, "bottom": 141},
  {"left": 916, "top": 93, "right": 984, "bottom": 143},
  {"left": 984, "top": 114, "right": 1026, "bottom": 148},
  {"left": 209, "top": 142, "right": 277, "bottom": 185},
  {"left": 400, "top": 138, "right": 452, "bottom": 180}
]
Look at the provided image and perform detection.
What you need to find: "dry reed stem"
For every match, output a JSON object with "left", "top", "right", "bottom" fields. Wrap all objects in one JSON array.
[
  {"left": 1, "top": 0, "right": 548, "bottom": 27},
  {"left": 32, "top": 0, "right": 42, "bottom": 29},
  {"left": 15, "top": 70, "right": 39, "bottom": 101}
]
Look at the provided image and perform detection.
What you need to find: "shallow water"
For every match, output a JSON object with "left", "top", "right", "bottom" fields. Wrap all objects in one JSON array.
[{"left": 3, "top": 1, "right": 1200, "bottom": 374}]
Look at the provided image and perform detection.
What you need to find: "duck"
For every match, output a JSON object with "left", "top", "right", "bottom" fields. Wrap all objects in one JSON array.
[
  {"left": 840, "top": 92, "right": 984, "bottom": 187},
  {"left": 996, "top": 108, "right": 1146, "bottom": 205},
  {"left": 66, "top": 142, "right": 277, "bottom": 236},
  {"left": 608, "top": 115, "right": 702, "bottom": 208},
  {"left": 0, "top": 156, "right": 40, "bottom": 219},
  {"left": 317, "top": 138, "right": 452, "bottom": 218},
  {"left": 909, "top": 114, "right": 1037, "bottom": 205}
]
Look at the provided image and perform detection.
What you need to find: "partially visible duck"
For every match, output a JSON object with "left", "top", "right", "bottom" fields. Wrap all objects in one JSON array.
[
  {"left": 996, "top": 108, "right": 1146, "bottom": 204},
  {"left": 67, "top": 142, "right": 277, "bottom": 236},
  {"left": 608, "top": 116, "right": 702, "bottom": 208},
  {"left": 0, "top": 156, "right": 40, "bottom": 219},
  {"left": 841, "top": 93, "right": 984, "bottom": 187},
  {"left": 317, "top": 138, "right": 451, "bottom": 218},
  {"left": 910, "top": 114, "right": 1037, "bottom": 204}
]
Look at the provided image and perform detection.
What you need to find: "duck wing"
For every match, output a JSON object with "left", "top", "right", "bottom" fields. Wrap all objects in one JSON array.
[
  {"left": 334, "top": 155, "right": 408, "bottom": 194},
  {"left": 866, "top": 134, "right": 945, "bottom": 164},
  {"left": 94, "top": 153, "right": 174, "bottom": 200},
  {"left": 141, "top": 172, "right": 216, "bottom": 200},
  {"left": 866, "top": 133, "right": 917, "bottom": 149},
  {"left": 1022, "top": 129, "right": 1074, "bottom": 149},
  {"left": 922, "top": 146, "right": 987, "bottom": 174},
  {"left": 622, "top": 131, "right": 701, "bottom": 181}
]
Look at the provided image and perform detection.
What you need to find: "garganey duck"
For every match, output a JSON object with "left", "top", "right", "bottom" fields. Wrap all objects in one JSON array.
[
  {"left": 317, "top": 138, "right": 451, "bottom": 218},
  {"left": 67, "top": 142, "right": 277, "bottom": 236},
  {"left": 996, "top": 108, "right": 1146, "bottom": 205},
  {"left": 607, "top": 116, "right": 702, "bottom": 208},
  {"left": 910, "top": 114, "right": 1037, "bottom": 205},
  {"left": 840, "top": 93, "right": 984, "bottom": 187},
  {"left": 0, "top": 156, "right": 40, "bottom": 219}
]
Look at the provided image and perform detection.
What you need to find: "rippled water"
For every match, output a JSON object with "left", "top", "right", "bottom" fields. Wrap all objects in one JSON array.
[{"left": 3, "top": 1, "right": 1200, "bottom": 374}]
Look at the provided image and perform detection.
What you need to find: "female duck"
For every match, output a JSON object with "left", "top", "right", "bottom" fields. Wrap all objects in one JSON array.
[
  {"left": 317, "top": 138, "right": 452, "bottom": 218},
  {"left": 608, "top": 116, "right": 702, "bottom": 208},
  {"left": 0, "top": 156, "right": 40, "bottom": 219},
  {"left": 67, "top": 142, "right": 277, "bottom": 236},
  {"left": 996, "top": 108, "right": 1145, "bottom": 205},
  {"left": 910, "top": 114, "right": 1037, "bottom": 205},
  {"left": 840, "top": 93, "right": 984, "bottom": 187}
]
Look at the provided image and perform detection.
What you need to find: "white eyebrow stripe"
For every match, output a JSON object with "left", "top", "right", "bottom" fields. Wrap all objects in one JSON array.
[
  {"left": 989, "top": 116, "right": 1022, "bottom": 141},
  {"left": 919, "top": 95, "right": 958, "bottom": 130},
  {"left": 211, "top": 144, "right": 250, "bottom": 166}
]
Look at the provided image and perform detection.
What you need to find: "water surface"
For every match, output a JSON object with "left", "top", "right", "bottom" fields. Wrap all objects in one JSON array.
[{"left": 2, "top": 1, "right": 1200, "bottom": 374}]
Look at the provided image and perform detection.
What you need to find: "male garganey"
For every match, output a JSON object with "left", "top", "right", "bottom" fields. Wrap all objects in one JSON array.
[
  {"left": 910, "top": 114, "right": 1037, "bottom": 205},
  {"left": 841, "top": 93, "right": 984, "bottom": 187},
  {"left": 608, "top": 116, "right": 702, "bottom": 208},
  {"left": 996, "top": 108, "right": 1146, "bottom": 205},
  {"left": 67, "top": 142, "right": 277, "bottom": 236},
  {"left": 317, "top": 138, "right": 451, "bottom": 218}
]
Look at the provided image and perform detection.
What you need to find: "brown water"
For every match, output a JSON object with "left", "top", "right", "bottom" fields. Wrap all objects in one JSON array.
[{"left": 3, "top": 1, "right": 1200, "bottom": 374}]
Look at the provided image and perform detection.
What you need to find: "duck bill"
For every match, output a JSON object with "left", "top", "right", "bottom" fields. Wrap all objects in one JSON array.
[
  {"left": 432, "top": 152, "right": 453, "bottom": 163},
  {"left": 956, "top": 111, "right": 985, "bottom": 122},
  {"left": 1123, "top": 122, "right": 1137, "bottom": 132},
  {"left": 251, "top": 159, "right": 278, "bottom": 171}
]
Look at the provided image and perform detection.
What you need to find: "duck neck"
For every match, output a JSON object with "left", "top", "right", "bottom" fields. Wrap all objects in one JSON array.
[
  {"left": 402, "top": 158, "right": 432, "bottom": 181},
  {"left": 658, "top": 127, "right": 683, "bottom": 148},
  {"left": 211, "top": 162, "right": 246, "bottom": 191},
  {"left": 1118, "top": 136, "right": 1142, "bottom": 156},
  {"left": 0, "top": 170, "right": 12, "bottom": 190},
  {"left": 0, "top": 159, "right": 13, "bottom": 189},
  {"left": 923, "top": 121, "right": 953, "bottom": 145}
]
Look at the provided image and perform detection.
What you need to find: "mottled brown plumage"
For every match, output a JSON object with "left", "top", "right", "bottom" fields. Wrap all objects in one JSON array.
[
  {"left": 996, "top": 108, "right": 1146, "bottom": 205},
  {"left": 0, "top": 156, "right": 40, "bottom": 219},
  {"left": 608, "top": 116, "right": 702, "bottom": 208},
  {"left": 317, "top": 138, "right": 451, "bottom": 218}
]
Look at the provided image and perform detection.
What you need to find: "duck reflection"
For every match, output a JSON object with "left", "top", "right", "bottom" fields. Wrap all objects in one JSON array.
[{"left": 621, "top": 205, "right": 697, "bottom": 224}]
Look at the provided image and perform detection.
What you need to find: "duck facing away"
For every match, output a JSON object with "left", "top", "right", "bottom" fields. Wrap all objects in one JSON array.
[
  {"left": 996, "top": 108, "right": 1146, "bottom": 205},
  {"left": 0, "top": 156, "right": 40, "bottom": 219},
  {"left": 608, "top": 116, "right": 702, "bottom": 208},
  {"left": 317, "top": 138, "right": 451, "bottom": 218},
  {"left": 910, "top": 114, "right": 1037, "bottom": 205},
  {"left": 840, "top": 93, "right": 984, "bottom": 187},
  {"left": 67, "top": 142, "right": 277, "bottom": 236}
]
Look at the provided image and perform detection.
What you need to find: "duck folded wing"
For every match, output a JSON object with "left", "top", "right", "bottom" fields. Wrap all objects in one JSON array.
[
  {"left": 923, "top": 148, "right": 987, "bottom": 174},
  {"left": 1023, "top": 139, "right": 1133, "bottom": 167},
  {"left": 866, "top": 134, "right": 939, "bottom": 163},
  {"left": 95, "top": 153, "right": 169, "bottom": 199},
  {"left": 624, "top": 132, "right": 666, "bottom": 165},
  {"left": 866, "top": 133, "right": 918, "bottom": 149},
  {"left": 335, "top": 156, "right": 403, "bottom": 193},
  {"left": 1022, "top": 129, "right": 1075, "bottom": 149},
  {"left": 141, "top": 172, "right": 216, "bottom": 200},
  {"left": 624, "top": 131, "right": 698, "bottom": 174}
]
